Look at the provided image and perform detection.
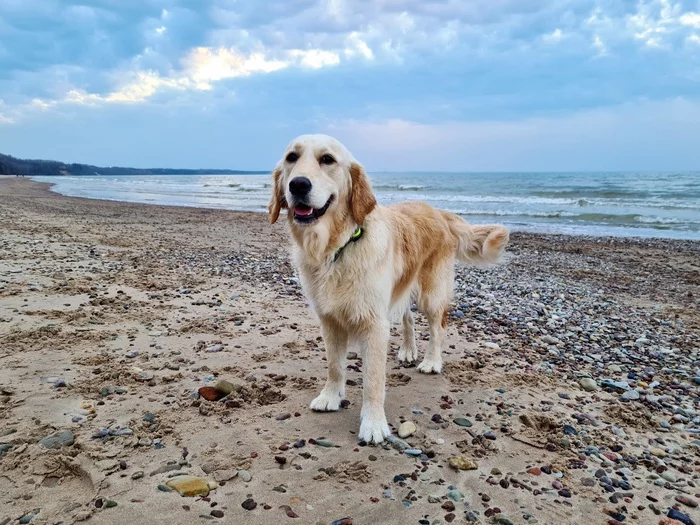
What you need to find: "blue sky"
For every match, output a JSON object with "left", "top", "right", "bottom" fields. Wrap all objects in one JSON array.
[{"left": 0, "top": 0, "right": 699, "bottom": 171}]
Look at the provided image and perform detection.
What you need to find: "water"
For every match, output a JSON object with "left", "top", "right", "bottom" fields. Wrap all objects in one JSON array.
[{"left": 34, "top": 171, "right": 700, "bottom": 240}]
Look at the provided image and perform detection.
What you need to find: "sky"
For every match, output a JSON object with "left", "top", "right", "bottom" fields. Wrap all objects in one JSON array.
[{"left": 0, "top": 0, "right": 699, "bottom": 172}]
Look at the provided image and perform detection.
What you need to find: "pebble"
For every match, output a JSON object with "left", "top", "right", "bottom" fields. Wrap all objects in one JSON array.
[
  {"left": 164, "top": 475, "right": 211, "bottom": 497},
  {"left": 448, "top": 456, "right": 478, "bottom": 470},
  {"left": 453, "top": 418, "right": 473, "bottom": 427},
  {"left": 404, "top": 449, "right": 422, "bottom": 456},
  {"left": 667, "top": 509, "right": 694, "bottom": 525},
  {"left": 238, "top": 470, "right": 252, "bottom": 482},
  {"left": 661, "top": 471, "right": 677, "bottom": 483},
  {"left": 241, "top": 498, "right": 257, "bottom": 511},
  {"left": 210, "top": 510, "right": 224, "bottom": 518},
  {"left": 131, "top": 471, "right": 144, "bottom": 480},
  {"left": 675, "top": 495, "right": 698, "bottom": 508},
  {"left": 386, "top": 435, "right": 410, "bottom": 452},
  {"left": 0, "top": 444, "right": 13, "bottom": 456},
  {"left": 620, "top": 389, "right": 640, "bottom": 401},
  {"left": 398, "top": 421, "right": 417, "bottom": 438},
  {"left": 650, "top": 448, "right": 667, "bottom": 458},
  {"left": 19, "top": 509, "right": 40, "bottom": 524},
  {"left": 447, "top": 490, "right": 464, "bottom": 501},
  {"left": 206, "top": 344, "right": 224, "bottom": 353},
  {"left": 579, "top": 378, "right": 598, "bottom": 392},
  {"left": 330, "top": 519, "right": 353, "bottom": 525},
  {"left": 214, "top": 380, "right": 241, "bottom": 396},
  {"left": 38, "top": 430, "right": 74, "bottom": 449}
]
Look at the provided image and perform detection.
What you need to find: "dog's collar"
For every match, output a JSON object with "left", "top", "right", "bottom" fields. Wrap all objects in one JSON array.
[{"left": 333, "top": 226, "right": 364, "bottom": 262}]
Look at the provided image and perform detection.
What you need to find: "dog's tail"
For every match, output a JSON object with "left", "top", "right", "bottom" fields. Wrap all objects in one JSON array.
[{"left": 443, "top": 212, "right": 510, "bottom": 265}]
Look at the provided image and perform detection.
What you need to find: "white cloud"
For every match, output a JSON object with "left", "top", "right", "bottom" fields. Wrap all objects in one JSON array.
[
  {"left": 288, "top": 49, "right": 341, "bottom": 69},
  {"left": 344, "top": 32, "right": 374, "bottom": 60},
  {"left": 689, "top": 34, "right": 700, "bottom": 44},
  {"left": 542, "top": 28, "right": 564, "bottom": 43},
  {"left": 680, "top": 12, "right": 700, "bottom": 28},
  {"left": 592, "top": 35, "right": 607, "bottom": 56}
]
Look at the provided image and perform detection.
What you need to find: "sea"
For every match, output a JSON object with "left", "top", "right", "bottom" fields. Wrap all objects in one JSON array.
[{"left": 34, "top": 171, "right": 700, "bottom": 240}]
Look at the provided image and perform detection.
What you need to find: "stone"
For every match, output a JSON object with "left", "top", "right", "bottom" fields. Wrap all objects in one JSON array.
[
  {"left": 206, "top": 344, "right": 224, "bottom": 353},
  {"left": 661, "top": 470, "right": 677, "bottom": 483},
  {"left": 674, "top": 495, "right": 698, "bottom": 508},
  {"left": 398, "top": 421, "right": 417, "bottom": 438},
  {"left": 198, "top": 387, "right": 224, "bottom": 401},
  {"left": 667, "top": 509, "right": 694, "bottom": 525},
  {"left": 579, "top": 378, "right": 598, "bottom": 392},
  {"left": 649, "top": 447, "right": 666, "bottom": 458},
  {"left": 0, "top": 444, "right": 13, "bottom": 456},
  {"left": 214, "top": 380, "right": 241, "bottom": 396},
  {"left": 453, "top": 418, "right": 473, "bottom": 427},
  {"left": 620, "top": 389, "right": 640, "bottom": 401},
  {"left": 38, "top": 430, "right": 74, "bottom": 449},
  {"left": 211, "top": 510, "right": 224, "bottom": 518},
  {"left": 131, "top": 471, "right": 144, "bottom": 480},
  {"left": 447, "top": 490, "right": 464, "bottom": 502},
  {"left": 19, "top": 509, "right": 40, "bottom": 524},
  {"left": 448, "top": 456, "right": 478, "bottom": 471},
  {"left": 237, "top": 470, "right": 252, "bottom": 482},
  {"left": 164, "top": 475, "right": 211, "bottom": 497},
  {"left": 241, "top": 498, "right": 257, "bottom": 511},
  {"left": 404, "top": 449, "right": 422, "bottom": 456}
]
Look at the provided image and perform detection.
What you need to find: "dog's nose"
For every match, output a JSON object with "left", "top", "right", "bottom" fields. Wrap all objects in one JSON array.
[{"left": 289, "top": 177, "right": 312, "bottom": 197}]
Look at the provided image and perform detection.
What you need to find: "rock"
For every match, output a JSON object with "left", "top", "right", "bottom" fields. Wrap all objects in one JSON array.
[
  {"left": 386, "top": 435, "right": 409, "bottom": 451},
  {"left": 404, "top": 449, "right": 422, "bottom": 456},
  {"left": 241, "top": 498, "right": 257, "bottom": 511},
  {"left": 667, "top": 508, "right": 694, "bottom": 525},
  {"left": 398, "top": 421, "right": 416, "bottom": 438},
  {"left": 38, "top": 430, "right": 74, "bottom": 449},
  {"left": 579, "top": 378, "right": 598, "bottom": 392},
  {"left": 330, "top": 519, "right": 352, "bottom": 525},
  {"left": 494, "top": 517, "right": 515, "bottom": 525},
  {"left": 483, "top": 342, "right": 500, "bottom": 350},
  {"left": 448, "top": 456, "right": 478, "bottom": 471},
  {"left": 211, "top": 510, "right": 224, "bottom": 518},
  {"left": 276, "top": 412, "right": 291, "bottom": 421},
  {"left": 675, "top": 495, "right": 698, "bottom": 508},
  {"left": 649, "top": 447, "right": 666, "bottom": 458},
  {"left": 198, "top": 387, "right": 225, "bottom": 401},
  {"left": 131, "top": 471, "right": 144, "bottom": 480},
  {"left": 661, "top": 470, "right": 677, "bottom": 483},
  {"left": 206, "top": 344, "right": 224, "bottom": 353},
  {"left": 164, "top": 475, "right": 211, "bottom": 497},
  {"left": 447, "top": 490, "right": 464, "bottom": 502},
  {"left": 214, "top": 380, "right": 241, "bottom": 396},
  {"left": 453, "top": 418, "right": 473, "bottom": 427},
  {"left": 0, "top": 444, "right": 13, "bottom": 456},
  {"left": 150, "top": 464, "right": 181, "bottom": 476},
  {"left": 237, "top": 470, "right": 252, "bottom": 482},
  {"left": 19, "top": 509, "right": 40, "bottom": 524},
  {"left": 621, "top": 389, "right": 640, "bottom": 401}
]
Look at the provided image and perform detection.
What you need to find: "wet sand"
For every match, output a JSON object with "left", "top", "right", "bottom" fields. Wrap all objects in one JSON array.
[{"left": 0, "top": 177, "right": 698, "bottom": 525}]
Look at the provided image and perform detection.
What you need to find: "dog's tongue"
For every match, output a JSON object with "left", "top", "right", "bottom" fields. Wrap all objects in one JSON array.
[{"left": 295, "top": 205, "right": 313, "bottom": 217}]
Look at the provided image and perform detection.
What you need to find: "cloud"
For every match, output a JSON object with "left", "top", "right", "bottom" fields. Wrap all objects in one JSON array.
[{"left": 0, "top": 0, "right": 698, "bottom": 171}]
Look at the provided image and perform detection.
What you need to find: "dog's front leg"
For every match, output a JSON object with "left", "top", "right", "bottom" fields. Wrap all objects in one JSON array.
[
  {"left": 358, "top": 319, "right": 392, "bottom": 444},
  {"left": 310, "top": 316, "right": 348, "bottom": 412}
]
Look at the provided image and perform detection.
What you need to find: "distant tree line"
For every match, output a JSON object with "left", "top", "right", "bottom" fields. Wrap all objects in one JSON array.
[{"left": 0, "top": 152, "right": 266, "bottom": 176}]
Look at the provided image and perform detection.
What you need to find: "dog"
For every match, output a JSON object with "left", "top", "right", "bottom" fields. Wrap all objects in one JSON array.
[{"left": 268, "top": 134, "right": 509, "bottom": 444}]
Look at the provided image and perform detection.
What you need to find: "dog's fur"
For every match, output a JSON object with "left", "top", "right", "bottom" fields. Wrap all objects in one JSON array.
[{"left": 269, "top": 134, "right": 509, "bottom": 444}]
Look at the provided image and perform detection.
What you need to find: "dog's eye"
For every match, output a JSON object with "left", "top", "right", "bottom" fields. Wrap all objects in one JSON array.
[
  {"left": 319, "top": 154, "right": 336, "bottom": 165},
  {"left": 286, "top": 152, "right": 299, "bottom": 163}
]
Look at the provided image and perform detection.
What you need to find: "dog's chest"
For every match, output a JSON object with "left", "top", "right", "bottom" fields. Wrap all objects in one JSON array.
[{"left": 297, "top": 261, "right": 386, "bottom": 323}]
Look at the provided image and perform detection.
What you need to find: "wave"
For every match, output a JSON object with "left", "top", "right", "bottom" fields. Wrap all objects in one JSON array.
[{"left": 373, "top": 184, "right": 429, "bottom": 191}]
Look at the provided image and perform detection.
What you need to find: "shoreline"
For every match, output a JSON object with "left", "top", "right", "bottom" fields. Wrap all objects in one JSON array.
[
  {"left": 29, "top": 178, "right": 700, "bottom": 242},
  {"left": 1, "top": 176, "right": 699, "bottom": 525}
]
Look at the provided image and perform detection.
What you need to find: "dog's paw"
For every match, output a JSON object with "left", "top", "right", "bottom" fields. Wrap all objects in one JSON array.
[
  {"left": 397, "top": 345, "right": 418, "bottom": 364},
  {"left": 310, "top": 390, "right": 343, "bottom": 412},
  {"left": 358, "top": 415, "right": 391, "bottom": 444},
  {"left": 417, "top": 358, "right": 443, "bottom": 374}
]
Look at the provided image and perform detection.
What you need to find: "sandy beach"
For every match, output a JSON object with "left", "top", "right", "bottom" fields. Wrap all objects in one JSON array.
[{"left": 0, "top": 176, "right": 698, "bottom": 525}]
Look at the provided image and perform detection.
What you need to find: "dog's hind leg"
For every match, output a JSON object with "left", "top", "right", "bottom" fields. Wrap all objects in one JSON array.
[
  {"left": 397, "top": 308, "right": 418, "bottom": 364},
  {"left": 416, "top": 259, "right": 454, "bottom": 374},
  {"left": 310, "top": 316, "right": 348, "bottom": 412}
]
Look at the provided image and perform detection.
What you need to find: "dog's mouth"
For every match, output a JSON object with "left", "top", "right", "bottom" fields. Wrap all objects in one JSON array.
[{"left": 293, "top": 196, "right": 333, "bottom": 224}]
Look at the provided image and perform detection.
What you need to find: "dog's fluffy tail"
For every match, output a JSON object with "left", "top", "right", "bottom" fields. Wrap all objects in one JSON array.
[{"left": 443, "top": 212, "right": 510, "bottom": 265}]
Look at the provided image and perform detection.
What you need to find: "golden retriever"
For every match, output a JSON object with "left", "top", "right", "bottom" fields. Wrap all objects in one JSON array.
[{"left": 268, "top": 134, "right": 509, "bottom": 444}]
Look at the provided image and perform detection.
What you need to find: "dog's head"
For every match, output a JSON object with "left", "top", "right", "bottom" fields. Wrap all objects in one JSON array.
[{"left": 268, "top": 134, "right": 376, "bottom": 230}]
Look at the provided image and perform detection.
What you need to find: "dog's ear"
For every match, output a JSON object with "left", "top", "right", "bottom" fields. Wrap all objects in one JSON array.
[
  {"left": 268, "top": 167, "right": 287, "bottom": 224},
  {"left": 349, "top": 162, "right": 376, "bottom": 225}
]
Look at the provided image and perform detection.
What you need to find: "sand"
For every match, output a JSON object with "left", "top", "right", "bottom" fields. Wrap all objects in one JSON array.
[{"left": 0, "top": 177, "right": 698, "bottom": 525}]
